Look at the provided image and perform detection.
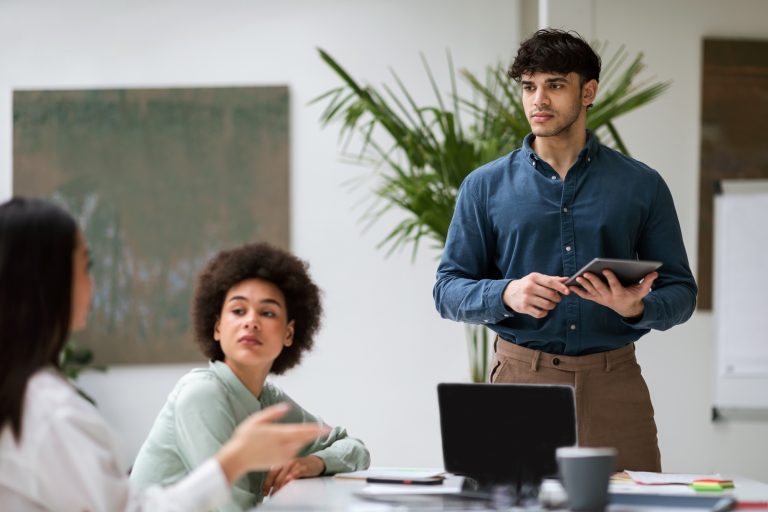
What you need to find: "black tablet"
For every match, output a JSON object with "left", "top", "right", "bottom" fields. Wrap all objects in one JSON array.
[{"left": 564, "top": 258, "right": 662, "bottom": 286}]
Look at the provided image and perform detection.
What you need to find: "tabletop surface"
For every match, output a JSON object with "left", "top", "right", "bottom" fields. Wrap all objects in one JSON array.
[{"left": 256, "top": 473, "right": 768, "bottom": 511}]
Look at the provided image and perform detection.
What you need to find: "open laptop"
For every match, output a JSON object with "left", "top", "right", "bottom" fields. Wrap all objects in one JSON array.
[
  {"left": 438, "top": 383, "right": 577, "bottom": 491},
  {"left": 358, "top": 382, "right": 577, "bottom": 508}
]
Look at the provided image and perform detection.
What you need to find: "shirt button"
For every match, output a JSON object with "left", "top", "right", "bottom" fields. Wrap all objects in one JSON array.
[
  {"left": 553, "top": 357, "right": 561, "bottom": 366},
  {"left": 551, "top": 175, "right": 556, "bottom": 180},
  {"left": 570, "top": 324, "right": 576, "bottom": 330},
  {"left": 565, "top": 246, "right": 572, "bottom": 251},
  {"left": 563, "top": 207, "right": 568, "bottom": 213},
  {"left": 587, "top": 157, "right": 592, "bottom": 163}
]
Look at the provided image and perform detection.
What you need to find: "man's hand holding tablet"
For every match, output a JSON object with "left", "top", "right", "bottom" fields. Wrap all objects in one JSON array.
[
  {"left": 566, "top": 258, "right": 662, "bottom": 319},
  {"left": 502, "top": 259, "right": 662, "bottom": 320},
  {"left": 565, "top": 258, "right": 662, "bottom": 287}
]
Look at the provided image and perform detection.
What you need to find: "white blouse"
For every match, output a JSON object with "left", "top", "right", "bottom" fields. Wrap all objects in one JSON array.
[{"left": 0, "top": 368, "right": 231, "bottom": 511}]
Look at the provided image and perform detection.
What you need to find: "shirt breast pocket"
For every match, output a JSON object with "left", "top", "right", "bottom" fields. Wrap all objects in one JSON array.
[{"left": 574, "top": 197, "right": 645, "bottom": 256}]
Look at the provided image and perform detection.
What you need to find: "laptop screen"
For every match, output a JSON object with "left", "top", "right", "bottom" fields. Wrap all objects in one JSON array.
[{"left": 437, "top": 383, "right": 576, "bottom": 487}]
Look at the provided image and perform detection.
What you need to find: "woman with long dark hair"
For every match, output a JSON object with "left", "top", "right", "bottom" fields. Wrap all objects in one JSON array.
[{"left": 0, "top": 197, "right": 328, "bottom": 511}]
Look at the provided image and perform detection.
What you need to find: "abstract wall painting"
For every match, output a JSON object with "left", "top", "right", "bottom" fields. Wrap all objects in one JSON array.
[{"left": 13, "top": 86, "right": 290, "bottom": 364}]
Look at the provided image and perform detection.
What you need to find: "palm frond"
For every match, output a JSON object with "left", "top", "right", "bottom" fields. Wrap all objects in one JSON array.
[{"left": 312, "top": 44, "right": 669, "bottom": 255}]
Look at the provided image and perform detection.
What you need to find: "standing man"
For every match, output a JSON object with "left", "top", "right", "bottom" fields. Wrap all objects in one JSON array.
[{"left": 433, "top": 29, "right": 697, "bottom": 472}]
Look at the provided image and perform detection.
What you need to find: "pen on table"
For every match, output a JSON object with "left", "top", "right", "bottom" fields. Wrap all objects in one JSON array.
[{"left": 737, "top": 502, "right": 768, "bottom": 509}]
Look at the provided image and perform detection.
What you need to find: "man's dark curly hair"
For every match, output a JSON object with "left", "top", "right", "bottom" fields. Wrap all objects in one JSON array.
[
  {"left": 508, "top": 28, "right": 601, "bottom": 85},
  {"left": 192, "top": 242, "right": 322, "bottom": 375}
]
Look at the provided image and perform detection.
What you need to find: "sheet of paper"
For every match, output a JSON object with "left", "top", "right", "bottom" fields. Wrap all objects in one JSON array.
[
  {"left": 626, "top": 471, "right": 724, "bottom": 485},
  {"left": 333, "top": 467, "right": 445, "bottom": 481}
]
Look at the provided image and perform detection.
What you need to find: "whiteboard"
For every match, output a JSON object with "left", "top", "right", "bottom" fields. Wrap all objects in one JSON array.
[{"left": 713, "top": 180, "right": 768, "bottom": 414}]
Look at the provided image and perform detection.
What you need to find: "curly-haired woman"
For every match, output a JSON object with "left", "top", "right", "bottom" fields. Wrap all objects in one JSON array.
[{"left": 130, "top": 243, "right": 370, "bottom": 510}]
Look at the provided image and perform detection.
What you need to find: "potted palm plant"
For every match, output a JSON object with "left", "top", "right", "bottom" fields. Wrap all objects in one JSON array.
[{"left": 313, "top": 45, "right": 669, "bottom": 382}]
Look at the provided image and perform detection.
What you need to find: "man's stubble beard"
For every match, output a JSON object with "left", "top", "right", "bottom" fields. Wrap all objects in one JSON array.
[{"left": 530, "top": 99, "right": 583, "bottom": 138}]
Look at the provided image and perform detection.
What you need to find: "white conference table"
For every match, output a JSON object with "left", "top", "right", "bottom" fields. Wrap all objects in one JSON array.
[
  {"left": 257, "top": 476, "right": 381, "bottom": 511},
  {"left": 257, "top": 473, "right": 768, "bottom": 511}
]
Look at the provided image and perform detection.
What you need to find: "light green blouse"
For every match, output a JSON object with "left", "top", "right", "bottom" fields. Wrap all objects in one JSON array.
[{"left": 130, "top": 361, "right": 370, "bottom": 511}]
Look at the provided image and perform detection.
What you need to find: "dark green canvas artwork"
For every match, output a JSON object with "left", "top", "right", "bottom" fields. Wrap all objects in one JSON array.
[{"left": 13, "top": 87, "right": 290, "bottom": 364}]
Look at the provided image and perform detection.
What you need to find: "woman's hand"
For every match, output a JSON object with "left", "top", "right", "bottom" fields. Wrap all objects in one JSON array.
[
  {"left": 215, "top": 404, "right": 329, "bottom": 486},
  {"left": 262, "top": 455, "right": 326, "bottom": 496}
]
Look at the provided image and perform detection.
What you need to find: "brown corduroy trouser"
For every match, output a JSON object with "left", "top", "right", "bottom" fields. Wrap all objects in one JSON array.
[{"left": 490, "top": 338, "right": 661, "bottom": 472}]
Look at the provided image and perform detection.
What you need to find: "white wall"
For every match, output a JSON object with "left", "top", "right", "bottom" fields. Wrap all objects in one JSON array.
[
  {"left": 0, "top": 0, "right": 520, "bottom": 469},
  {"left": 3, "top": 0, "right": 767, "bottom": 482}
]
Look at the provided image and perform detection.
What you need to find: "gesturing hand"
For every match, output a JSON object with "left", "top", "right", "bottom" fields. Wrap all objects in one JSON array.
[
  {"left": 502, "top": 272, "right": 570, "bottom": 318},
  {"left": 262, "top": 455, "right": 326, "bottom": 496},
  {"left": 215, "top": 404, "right": 329, "bottom": 486},
  {"left": 568, "top": 269, "right": 657, "bottom": 319}
]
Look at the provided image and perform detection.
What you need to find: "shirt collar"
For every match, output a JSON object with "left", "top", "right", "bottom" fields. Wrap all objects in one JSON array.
[
  {"left": 523, "top": 129, "right": 599, "bottom": 164},
  {"left": 209, "top": 360, "right": 263, "bottom": 411}
]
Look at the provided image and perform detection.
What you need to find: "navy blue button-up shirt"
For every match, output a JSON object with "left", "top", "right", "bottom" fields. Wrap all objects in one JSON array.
[{"left": 433, "top": 132, "right": 697, "bottom": 355}]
